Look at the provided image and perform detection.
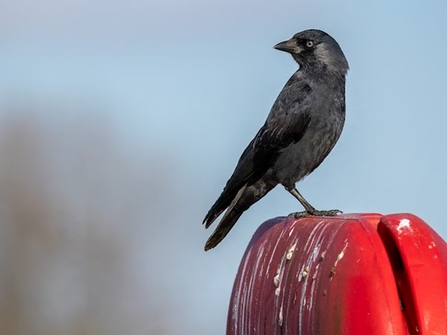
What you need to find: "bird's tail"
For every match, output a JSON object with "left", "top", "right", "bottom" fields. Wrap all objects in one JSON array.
[
  {"left": 204, "top": 206, "right": 244, "bottom": 251},
  {"left": 204, "top": 181, "right": 275, "bottom": 250},
  {"left": 204, "top": 186, "right": 246, "bottom": 251}
]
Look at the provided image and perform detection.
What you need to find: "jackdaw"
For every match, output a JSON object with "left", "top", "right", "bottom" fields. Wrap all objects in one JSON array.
[{"left": 203, "top": 29, "right": 349, "bottom": 251}]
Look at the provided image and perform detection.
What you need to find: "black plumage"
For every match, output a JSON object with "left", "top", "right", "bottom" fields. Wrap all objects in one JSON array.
[{"left": 203, "top": 29, "right": 349, "bottom": 250}]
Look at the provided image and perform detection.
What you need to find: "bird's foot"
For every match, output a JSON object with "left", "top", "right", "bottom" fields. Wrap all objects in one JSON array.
[{"left": 291, "top": 209, "right": 342, "bottom": 219}]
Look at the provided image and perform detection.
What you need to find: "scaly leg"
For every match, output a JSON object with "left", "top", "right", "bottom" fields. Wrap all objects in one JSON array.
[{"left": 286, "top": 187, "right": 342, "bottom": 218}]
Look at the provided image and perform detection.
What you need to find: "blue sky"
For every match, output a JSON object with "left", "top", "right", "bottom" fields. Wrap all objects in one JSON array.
[{"left": 1, "top": 0, "right": 447, "bottom": 333}]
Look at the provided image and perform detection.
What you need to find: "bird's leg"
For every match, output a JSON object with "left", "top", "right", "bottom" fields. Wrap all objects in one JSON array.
[
  {"left": 286, "top": 187, "right": 342, "bottom": 218},
  {"left": 287, "top": 187, "right": 316, "bottom": 212}
]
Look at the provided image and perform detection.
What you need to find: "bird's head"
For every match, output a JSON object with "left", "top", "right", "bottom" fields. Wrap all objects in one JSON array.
[{"left": 274, "top": 29, "right": 349, "bottom": 76}]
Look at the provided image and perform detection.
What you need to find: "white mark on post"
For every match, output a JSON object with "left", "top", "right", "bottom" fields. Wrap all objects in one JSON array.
[
  {"left": 320, "top": 250, "right": 327, "bottom": 261},
  {"left": 330, "top": 241, "right": 348, "bottom": 278},
  {"left": 302, "top": 266, "right": 310, "bottom": 278},
  {"left": 286, "top": 243, "right": 297, "bottom": 260},
  {"left": 397, "top": 218, "right": 412, "bottom": 234},
  {"left": 275, "top": 287, "right": 281, "bottom": 297},
  {"left": 278, "top": 305, "right": 283, "bottom": 326},
  {"left": 273, "top": 274, "right": 280, "bottom": 287}
]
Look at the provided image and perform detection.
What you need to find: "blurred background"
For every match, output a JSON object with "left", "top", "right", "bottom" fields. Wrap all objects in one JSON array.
[{"left": 1, "top": 0, "right": 446, "bottom": 334}]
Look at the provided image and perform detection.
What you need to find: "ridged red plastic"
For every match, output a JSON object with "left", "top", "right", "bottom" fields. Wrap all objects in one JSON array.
[{"left": 227, "top": 213, "right": 447, "bottom": 335}]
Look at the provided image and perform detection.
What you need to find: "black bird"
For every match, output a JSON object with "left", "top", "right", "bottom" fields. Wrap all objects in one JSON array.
[{"left": 203, "top": 29, "right": 349, "bottom": 251}]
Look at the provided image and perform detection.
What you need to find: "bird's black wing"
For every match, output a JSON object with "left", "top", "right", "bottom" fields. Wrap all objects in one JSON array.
[{"left": 204, "top": 79, "right": 313, "bottom": 227}]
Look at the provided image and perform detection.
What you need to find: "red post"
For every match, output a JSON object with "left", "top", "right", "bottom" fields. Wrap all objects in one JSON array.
[{"left": 227, "top": 213, "right": 447, "bottom": 335}]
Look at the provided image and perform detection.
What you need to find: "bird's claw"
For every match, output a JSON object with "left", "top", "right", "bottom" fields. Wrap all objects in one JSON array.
[{"left": 291, "top": 209, "right": 342, "bottom": 219}]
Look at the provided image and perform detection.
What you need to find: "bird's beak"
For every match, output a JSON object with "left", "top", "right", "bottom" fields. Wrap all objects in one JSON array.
[{"left": 274, "top": 39, "right": 298, "bottom": 54}]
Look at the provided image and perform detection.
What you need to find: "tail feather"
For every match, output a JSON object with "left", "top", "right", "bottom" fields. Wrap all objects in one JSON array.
[
  {"left": 204, "top": 205, "right": 244, "bottom": 251},
  {"left": 203, "top": 209, "right": 225, "bottom": 229},
  {"left": 203, "top": 178, "right": 248, "bottom": 228},
  {"left": 204, "top": 183, "right": 247, "bottom": 229},
  {"left": 204, "top": 181, "right": 276, "bottom": 250}
]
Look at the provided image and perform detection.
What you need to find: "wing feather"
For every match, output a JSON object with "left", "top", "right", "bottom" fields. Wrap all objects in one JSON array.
[{"left": 204, "top": 78, "right": 313, "bottom": 227}]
